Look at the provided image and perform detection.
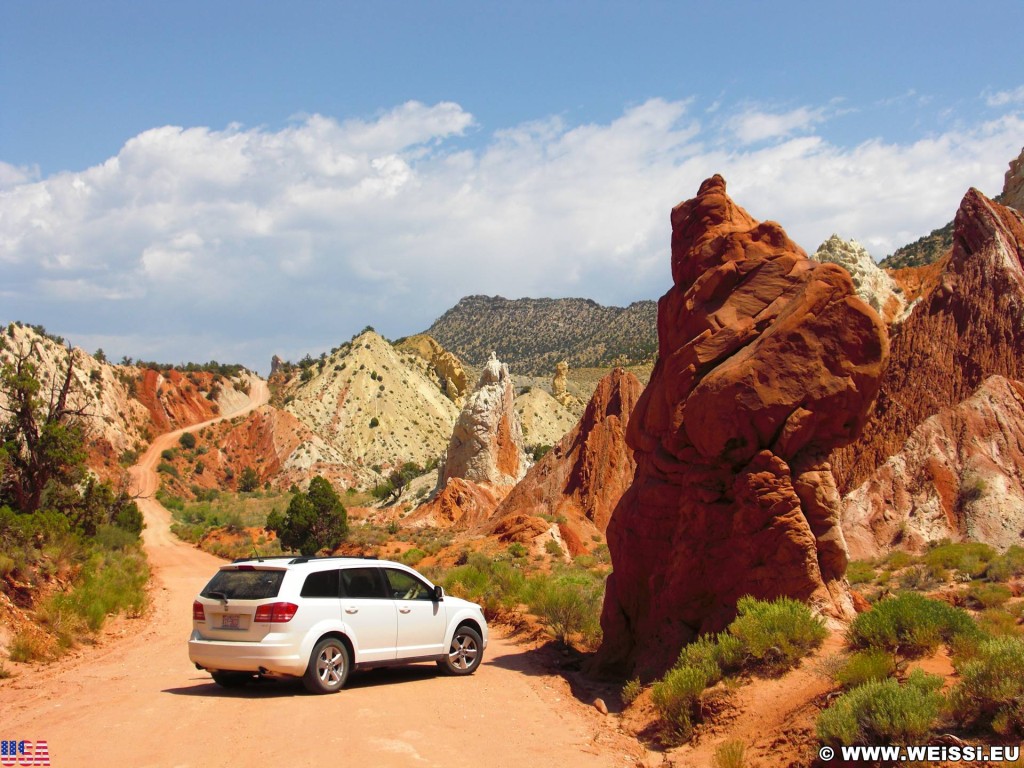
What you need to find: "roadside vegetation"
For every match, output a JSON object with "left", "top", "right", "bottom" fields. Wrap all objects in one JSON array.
[
  {"left": 815, "top": 541, "right": 1024, "bottom": 749},
  {"left": 1, "top": 331, "right": 149, "bottom": 662},
  {"left": 648, "top": 597, "right": 827, "bottom": 744}
]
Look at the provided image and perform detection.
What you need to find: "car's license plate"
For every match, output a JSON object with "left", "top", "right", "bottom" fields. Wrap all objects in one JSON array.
[{"left": 221, "top": 614, "right": 240, "bottom": 629}]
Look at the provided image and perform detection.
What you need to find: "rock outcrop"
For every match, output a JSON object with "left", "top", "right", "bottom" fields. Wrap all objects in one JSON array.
[
  {"left": 489, "top": 368, "right": 643, "bottom": 554},
  {"left": 834, "top": 189, "right": 1024, "bottom": 556},
  {"left": 408, "top": 353, "right": 530, "bottom": 528},
  {"left": 842, "top": 376, "right": 1024, "bottom": 558},
  {"left": 832, "top": 189, "right": 1024, "bottom": 497},
  {"left": 594, "top": 176, "right": 888, "bottom": 677},
  {"left": 440, "top": 352, "right": 529, "bottom": 487},
  {"left": 552, "top": 361, "right": 585, "bottom": 412},
  {"left": 396, "top": 334, "right": 469, "bottom": 404},
  {"left": 813, "top": 235, "right": 909, "bottom": 325},
  {"left": 1004, "top": 146, "right": 1024, "bottom": 213}
]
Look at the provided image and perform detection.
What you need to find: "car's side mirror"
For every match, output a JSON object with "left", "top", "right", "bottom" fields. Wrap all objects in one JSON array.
[{"left": 433, "top": 585, "right": 444, "bottom": 602}]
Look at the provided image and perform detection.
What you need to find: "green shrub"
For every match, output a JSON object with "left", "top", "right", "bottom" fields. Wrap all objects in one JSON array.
[
  {"left": 677, "top": 632, "right": 743, "bottom": 678},
  {"left": 965, "top": 581, "right": 1013, "bottom": 610},
  {"left": 727, "top": 595, "right": 827, "bottom": 673},
  {"left": 880, "top": 550, "right": 917, "bottom": 572},
  {"left": 834, "top": 649, "right": 896, "bottom": 689},
  {"left": 178, "top": 432, "right": 196, "bottom": 450},
  {"left": 9, "top": 631, "right": 53, "bottom": 663},
  {"left": 156, "top": 462, "right": 180, "bottom": 479},
  {"left": 622, "top": 677, "right": 643, "bottom": 705},
  {"left": 526, "top": 570, "right": 604, "bottom": 646},
  {"left": 977, "top": 608, "right": 1024, "bottom": 638},
  {"left": 508, "top": 542, "right": 527, "bottom": 559},
  {"left": 846, "top": 560, "right": 877, "bottom": 585},
  {"left": 986, "top": 546, "right": 1024, "bottom": 582},
  {"left": 949, "top": 636, "right": 1024, "bottom": 736},
  {"left": 651, "top": 661, "right": 715, "bottom": 743},
  {"left": 400, "top": 548, "right": 427, "bottom": 566},
  {"left": 442, "top": 554, "right": 528, "bottom": 620},
  {"left": 848, "top": 592, "right": 979, "bottom": 657},
  {"left": 713, "top": 739, "right": 746, "bottom": 768},
  {"left": 544, "top": 538, "right": 564, "bottom": 557},
  {"left": 817, "top": 669, "right": 944, "bottom": 746},
  {"left": 923, "top": 541, "right": 996, "bottom": 580}
]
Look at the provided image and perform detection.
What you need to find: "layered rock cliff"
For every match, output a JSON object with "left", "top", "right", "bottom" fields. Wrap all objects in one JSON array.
[
  {"left": 834, "top": 189, "right": 1024, "bottom": 556},
  {"left": 488, "top": 367, "right": 642, "bottom": 554},
  {"left": 594, "top": 176, "right": 888, "bottom": 677},
  {"left": 832, "top": 189, "right": 1024, "bottom": 497}
]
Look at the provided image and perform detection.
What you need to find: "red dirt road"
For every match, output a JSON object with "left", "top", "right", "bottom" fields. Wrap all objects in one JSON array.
[{"left": 1, "top": 378, "right": 642, "bottom": 767}]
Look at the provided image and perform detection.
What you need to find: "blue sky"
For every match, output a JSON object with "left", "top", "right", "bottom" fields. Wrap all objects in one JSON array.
[{"left": 2, "top": 1, "right": 1023, "bottom": 373}]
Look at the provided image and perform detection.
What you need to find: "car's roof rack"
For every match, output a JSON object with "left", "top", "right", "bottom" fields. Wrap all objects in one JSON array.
[
  {"left": 229, "top": 554, "right": 380, "bottom": 565},
  {"left": 229, "top": 555, "right": 295, "bottom": 563}
]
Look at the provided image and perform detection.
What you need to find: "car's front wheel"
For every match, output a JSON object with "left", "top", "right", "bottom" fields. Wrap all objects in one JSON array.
[
  {"left": 303, "top": 637, "right": 351, "bottom": 694},
  {"left": 438, "top": 626, "right": 483, "bottom": 676}
]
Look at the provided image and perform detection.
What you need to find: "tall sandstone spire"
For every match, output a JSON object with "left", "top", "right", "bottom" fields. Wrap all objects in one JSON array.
[{"left": 593, "top": 176, "right": 888, "bottom": 677}]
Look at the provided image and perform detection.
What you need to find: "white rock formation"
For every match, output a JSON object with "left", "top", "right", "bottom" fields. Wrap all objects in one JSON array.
[
  {"left": 813, "top": 234, "right": 909, "bottom": 325},
  {"left": 440, "top": 352, "right": 529, "bottom": 487}
]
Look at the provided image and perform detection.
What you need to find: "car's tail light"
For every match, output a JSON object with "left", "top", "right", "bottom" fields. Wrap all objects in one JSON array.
[
  {"left": 254, "top": 602, "right": 298, "bottom": 623},
  {"left": 192, "top": 601, "right": 206, "bottom": 621}
]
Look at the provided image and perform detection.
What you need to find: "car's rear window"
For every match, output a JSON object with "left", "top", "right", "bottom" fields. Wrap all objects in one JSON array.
[{"left": 201, "top": 568, "right": 285, "bottom": 600}]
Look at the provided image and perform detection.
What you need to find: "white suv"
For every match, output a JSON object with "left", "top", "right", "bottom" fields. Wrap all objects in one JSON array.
[{"left": 188, "top": 556, "right": 488, "bottom": 693}]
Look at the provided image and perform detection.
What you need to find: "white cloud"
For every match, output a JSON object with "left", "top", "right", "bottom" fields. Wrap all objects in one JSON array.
[
  {"left": 985, "top": 85, "right": 1024, "bottom": 107},
  {"left": 726, "top": 105, "right": 829, "bottom": 145},
  {"left": 1, "top": 97, "right": 1022, "bottom": 371}
]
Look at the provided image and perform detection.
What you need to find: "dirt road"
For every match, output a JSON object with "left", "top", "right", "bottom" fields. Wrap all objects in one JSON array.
[{"left": 1, "top": 377, "right": 642, "bottom": 768}]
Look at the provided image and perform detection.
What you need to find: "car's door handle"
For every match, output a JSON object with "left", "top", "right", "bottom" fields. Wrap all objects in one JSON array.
[
  {"left": 399, "top": 607, "right": 411, "bottom": 614},
  {"left": 345, "top": 608, "right": 358, "bottom": 614}
]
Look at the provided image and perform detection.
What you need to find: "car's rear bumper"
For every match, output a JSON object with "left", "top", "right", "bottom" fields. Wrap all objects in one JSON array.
[{"left": 188, "top": 632, "right": 307, "bottom": 677}]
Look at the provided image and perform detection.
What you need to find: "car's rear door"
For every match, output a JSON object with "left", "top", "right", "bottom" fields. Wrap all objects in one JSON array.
[{"left": 340, "top": 567, "right": 397, "bottom": 663}]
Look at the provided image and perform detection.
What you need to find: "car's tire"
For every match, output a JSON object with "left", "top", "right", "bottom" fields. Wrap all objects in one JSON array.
[
  {"left": 438, "top": 626, "right": 483, "bottom": 676},
  {"left": 211, "top": 671, "right": 253, "bottom": 688},
  {"left": 303, "top": 637, "right": 350, "bottom": 694}
]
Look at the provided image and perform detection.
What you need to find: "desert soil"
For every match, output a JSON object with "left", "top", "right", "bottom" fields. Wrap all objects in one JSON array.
[{"left": 0, "top": 377, "right": 646, "bottom": 768}]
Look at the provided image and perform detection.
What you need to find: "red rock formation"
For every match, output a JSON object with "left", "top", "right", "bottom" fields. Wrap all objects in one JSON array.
[
  {"left": 594, "top": 176, "right": 888, "bottom": 677},
  {"left": 408, "top": 478, "right": 505, "bottom": 528},
  {"left": 487, "top": 368, "right": 642, "bottom": 554},
  {"left": 843, "top": 376, "right": 1024, "bottom": 558},
  {"left": 832, "top": 189, "right": 1024, "bottom": 497},
  {"left": 135, "top": 369, "right": 225, "bottom": 434}
]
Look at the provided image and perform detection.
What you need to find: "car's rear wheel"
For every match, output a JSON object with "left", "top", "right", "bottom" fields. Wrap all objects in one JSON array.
[
  {"left": 438, "top": 626, "right": 483, "bottom": 676},
  {"left": 303, "top": 637, "right": 350, "bottom": 694},
  {"left": 211, "top": 671, "right": 253, "bottom": 688}
]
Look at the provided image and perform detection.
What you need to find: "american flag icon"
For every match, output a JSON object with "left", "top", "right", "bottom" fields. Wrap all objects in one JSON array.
[{"left": 0, "top": 740, "right": 50, "bottom": 766}]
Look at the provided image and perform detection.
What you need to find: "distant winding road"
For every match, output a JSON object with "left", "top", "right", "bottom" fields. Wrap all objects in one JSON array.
[{"left": 0, "top": 375, "right": 642, "bottom": 767}]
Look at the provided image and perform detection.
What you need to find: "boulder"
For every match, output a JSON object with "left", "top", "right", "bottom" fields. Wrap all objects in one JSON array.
[{"left": 593, "top": 176, "right": 887, "bottom": 677}]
